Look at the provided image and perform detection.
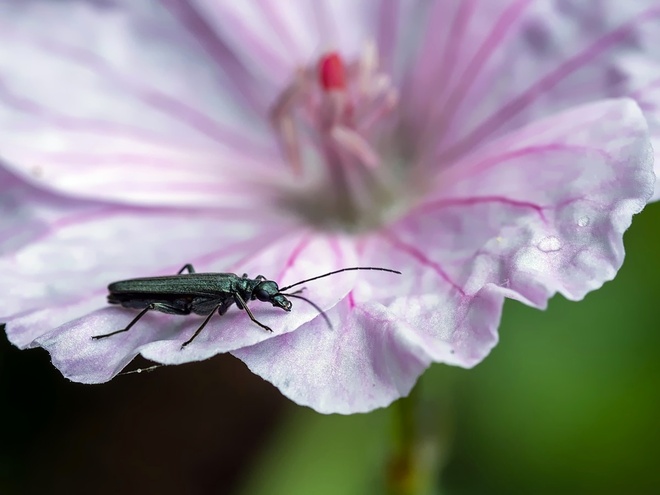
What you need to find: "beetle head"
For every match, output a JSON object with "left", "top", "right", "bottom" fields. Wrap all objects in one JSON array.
[{"left": 254, "top": 280, "right": 292, "bottom": 311}]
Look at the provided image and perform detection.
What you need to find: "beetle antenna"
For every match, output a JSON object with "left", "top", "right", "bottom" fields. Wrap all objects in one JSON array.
[
  {"left": 283, "top": 293, "right": 333, "bottom": 330},
  {"left": 279, "top": 267, "right": 401, "bottom": 292}
]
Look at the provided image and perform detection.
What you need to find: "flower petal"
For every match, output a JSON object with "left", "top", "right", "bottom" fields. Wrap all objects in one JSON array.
[
  {"left": 355, "top": 232, "right": 504, "bottom": 370},
  {"left": 7, "top": 221, "right": 360, "bottom": 383},
  {"left": 1, "top": 167, "right": 295, "bottom": 345},
  {"left": 405, "top": 0, "right": 660, "bottom": 199},
  {"left": 189, "top": 0, "right": 395, "bottom": 85},
  {"left": 230, "top": 97, "right": 652, "bottom": 414},
  {"left": 233, "top": 299, "right": 434, "bottom": 414},
  {"left": 0, "top": 0, "right": 282, "bottom": 207},
  {"left": 444, "top": 98, "right": 653, "bottom": 299},
  {"left": 376, "top": 98, "right": 651, "bottom": 369},
  {"left": 137, "top": 234, "right": 358, "bottom": 366}
]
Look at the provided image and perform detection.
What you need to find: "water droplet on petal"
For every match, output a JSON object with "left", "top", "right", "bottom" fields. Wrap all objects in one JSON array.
[
  {"left": 577, "top": 216, "right": 590, "bottom": 227},
  {"left": 537, "top": 236, "right": 562, "bottom": 252}
]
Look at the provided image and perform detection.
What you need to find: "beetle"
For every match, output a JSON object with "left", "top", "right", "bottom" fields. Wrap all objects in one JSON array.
[{"left": 93, "top": 264, "right": 401, "bottom": 349}]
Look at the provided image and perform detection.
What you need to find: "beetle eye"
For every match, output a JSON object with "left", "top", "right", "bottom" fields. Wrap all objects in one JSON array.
[
  {"left": 255, "top": 281, "right": 279, "bottom": 301},
  {"left": 255, "top": 289, "right": 270, "bottom": 301}
]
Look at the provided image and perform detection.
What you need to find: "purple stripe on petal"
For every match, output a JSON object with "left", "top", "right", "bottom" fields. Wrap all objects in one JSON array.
[
  {"left": 159, "top": 0, "right": 267, "bottom": 115},
  {"left": 449, "top": 143, "right": 611, "bottom": 181},
  {"left": 434, "top": 0, "right": 533, "bottom": 136},
  {"left": 380, "top": 230, "right": 466, "bottom": 296},
  {"left": 404, "top": 0, "right": 475, "bottom": 127},
  {"left": 23, "top": 31, "right": 270, "bottom": 152},
  {"left": 417, "top": 196, "right": 549, "bottom": 223},
  {"left": 440, "top": 5, "right": 660, "bottom": 160},
  {"left": 376, "top": 0, "right": 400, "bottom": 71},
  {"left": 191, "top": 2, "right": 293, "bottom": 84},
  {"left": 277, "top": 235, "right": 312, "bottom": 282},
  {"left": 254, "top": 0, "right": 302, "bottom": 58},
  {"left": 0, "top": 75, "right": 202, "bottom": 149}
]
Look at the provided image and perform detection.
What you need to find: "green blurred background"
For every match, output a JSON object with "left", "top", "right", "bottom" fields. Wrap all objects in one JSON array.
[{"left": 2, "top": 203, "right": 659, "bottom": 495}]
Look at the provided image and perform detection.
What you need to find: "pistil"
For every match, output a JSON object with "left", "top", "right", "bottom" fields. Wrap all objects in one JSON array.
[{"left": 270, "top": 44, "right": 403, "bottom": 230}]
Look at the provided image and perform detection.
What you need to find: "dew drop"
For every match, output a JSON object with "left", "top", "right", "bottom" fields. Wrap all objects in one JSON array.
[
  {"left": 577, "top": 216, "right": 590, "bottom": 227},
  {"left": 537, "top": 236, "right": 562, "bottom": 252}
]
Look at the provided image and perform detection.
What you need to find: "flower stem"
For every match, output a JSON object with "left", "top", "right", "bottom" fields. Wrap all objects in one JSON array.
[{"left": 386, "top": 383, "right": 439, "bottom": 495}]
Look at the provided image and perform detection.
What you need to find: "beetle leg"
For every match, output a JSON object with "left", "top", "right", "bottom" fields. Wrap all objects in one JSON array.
[
  {"left": 177, "top": 264, "right": 196, "bottom": 274},
  {"left": 92, "top": 303, "right": 155, "bottom": 340},
  {"left": 180, "top": 305, "right": 221, "bottom": 349},
  {"left": 217, "top": 299, "right": 234, "bottom": 316},
  {"left": 234, "top": 292, "right": 273, "bottom": 332}
]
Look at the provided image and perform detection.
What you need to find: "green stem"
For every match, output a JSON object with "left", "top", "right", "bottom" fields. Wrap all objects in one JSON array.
[{"left": 386, "top": 384, "right": 435, "bottom": 495}]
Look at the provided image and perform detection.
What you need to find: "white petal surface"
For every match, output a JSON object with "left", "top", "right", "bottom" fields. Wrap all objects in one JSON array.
[
  {"left": 0, "top": 0, "right": 282, "bottom": 207},
  {"left": 234, "top": 98, "right": 653, "bottom": 413},
  {"left": 234, "top": 298, "right": 434, "bottom": 414},
  {"left": 402, "top": 0, "right": 660, "bottom": 198},
  {"left": 8, "top": 220, "right": 360, "bottom": 383},
  {"left": 389, "top": 98, "right": 651, "bottom": 367},
  {"left": 1, "top": 164, "right": 296, "bottom": 347}
]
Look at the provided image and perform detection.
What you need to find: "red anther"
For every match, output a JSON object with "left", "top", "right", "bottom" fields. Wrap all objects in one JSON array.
[{"left": 319, "top": 52, "right": 346, "bottom": 90}]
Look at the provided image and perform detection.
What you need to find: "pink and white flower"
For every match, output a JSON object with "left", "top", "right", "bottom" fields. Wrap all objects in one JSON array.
[{"left": 1, "top": 1, "right": 657, "bottom": 413}]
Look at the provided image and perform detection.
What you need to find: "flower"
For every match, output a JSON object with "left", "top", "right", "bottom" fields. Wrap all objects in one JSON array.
[{"left": 0, "top": 1, "right": 657, "bottom": 414}]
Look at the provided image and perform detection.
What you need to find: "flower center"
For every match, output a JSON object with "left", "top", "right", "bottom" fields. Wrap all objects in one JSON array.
[{"left": 270, "top": 43, "right": 417, "bottom": 232}]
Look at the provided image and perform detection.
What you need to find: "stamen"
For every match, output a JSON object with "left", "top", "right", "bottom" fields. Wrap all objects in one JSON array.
[
  {"left": 268, "top": 42, "right": 406, "bottom": 230},
  {"left": 319, "top": 52, "right": 346, "bottom": 91},
  {"left": 270, "top": 70, "right": 306, "bottom": 175},
  {"left": 331, "top": 126, "right": 380, "bottom": 168},
  {"left": 357, "top": 87, "right": 399, "bottom": 133},
  {"left": 278, "top": 116, "right": 302, "bottom": 174},
  {"left": 358, "top": 41, "right": 378, "bottom": 96}
]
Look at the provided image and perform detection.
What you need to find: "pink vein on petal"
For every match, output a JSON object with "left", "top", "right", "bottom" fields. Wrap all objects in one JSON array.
[
  {"left": 417, "top": 196, "right": 548, "bottom": 223},
  {"left": 10, "top": 150, "right": 274, "bottom": 199},
  {"left": 92, "top": 180, "right": 271, "bottom": 197},
  {"left": 347, "top": 291, "right": 356, "bottom": 309},
  {"left": 380, "top": 230, "right": 466, "bottom": 296},
  {"left": 436, "top": 0, "right": 532, "bottom": 131},
  {"left": 0, "top": 77, "right": 208, "bottom": 150},
  {"left": 254, "top": 0, "right": 301, "bottom": 58},
  {"left": 407, "top": 0, "right": 474, "bottom": 123},
  {"left": 223, "top": 226, "right": 300, "bottom": 275},
  {"left": 158, "top": 229, "right": 294, "bottom": 277},
  {"left": 160, "top": 0, "right": 266, "bottom": 116},
  {"left": 328, "top": 237, "right": 345, "bottom": 266},
  {"left": 25, "top": 34, "right": 270, "bottom": 152},
  {"left": 455, "top": 143, "right": 609, "bottom": 179},
  {"left": 433, "top": 0, "right": 476, "bottom": 102},
  {"left": 440, "top": 5, "right": 660, "bottom": 161},
  {"left": 198, "top": 5, "right": 291, "bottom": 82},
  {"left": 137, "top": 91, "right": 264, "bottom": 149},
  {"left": 276, "top": 234, "right": 312, "bottom": 282},
  {"left": 376, "top": 0, "right": 400, "bottom": 71},
  {"left": 26, "top": 152, "right": 197, "bottom": 167},
  {"left": 8, "top": 206, "right": 120, "bottom": 249},
  {"left": 16, "top": 148, "right": 279, "bottom": 181}
]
